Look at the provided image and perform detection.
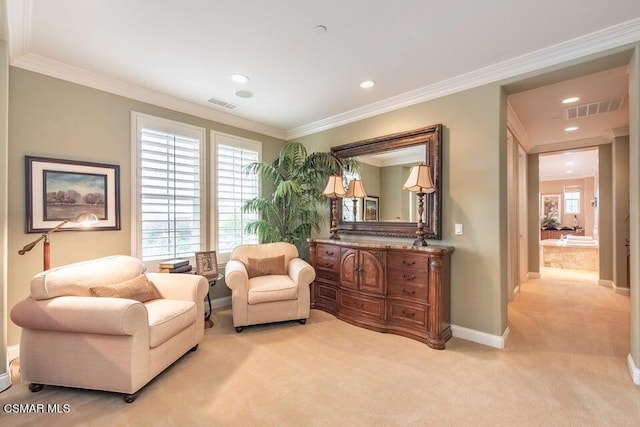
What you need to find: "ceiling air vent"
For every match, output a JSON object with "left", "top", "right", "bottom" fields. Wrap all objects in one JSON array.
[
  {"left": 564, "top": 96, "right": 626, "bottom": 120},
  {"left": 208, "top": 97, "right": 238, "bottom": 110}
]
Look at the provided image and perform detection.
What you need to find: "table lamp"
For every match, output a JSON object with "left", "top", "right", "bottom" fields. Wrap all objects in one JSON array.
[
  {"left": 322, "top": 175, "right": 346, "bottom": 239},
  {"left": 402, "top": 164, "right": 435, "bottom": 246},
  {"left": 343, "top": 179, "right": 367, "bottom": 221}
]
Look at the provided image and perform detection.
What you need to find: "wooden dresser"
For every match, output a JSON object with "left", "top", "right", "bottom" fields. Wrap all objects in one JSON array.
[{"left": 309, "top": 238, "right": 454, "bottom": 349}]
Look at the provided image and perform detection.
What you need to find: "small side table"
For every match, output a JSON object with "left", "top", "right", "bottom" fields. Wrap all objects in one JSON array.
[{"left": 203, "top": 274, "right": 223, "bottom": 329}]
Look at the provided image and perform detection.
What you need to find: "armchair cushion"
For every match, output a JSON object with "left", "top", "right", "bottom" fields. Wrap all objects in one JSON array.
[
  {"left": 146, "top": 299, "right": 197, "bottom": 348},
  {"left": 90, "top": 274, "right": 161, "bottom": 303},
  {"left": 247, "top": 255, "right": 286, "bottom": 278},
  {"left": 247, "top": 275, "right": 298, "bottom": 304}
]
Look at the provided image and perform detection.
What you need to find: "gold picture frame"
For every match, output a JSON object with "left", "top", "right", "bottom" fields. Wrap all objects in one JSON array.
[{"left": 195, "top": 251, "right": 218, "bottom": 278}]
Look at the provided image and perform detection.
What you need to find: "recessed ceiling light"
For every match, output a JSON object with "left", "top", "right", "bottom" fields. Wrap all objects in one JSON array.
[
  {"left": 562, "top": 97, "right": 580, "bottom": 104},
  {"left": 565, "top": 126, "right": 579, "bottom": 132},
  {"left": 230, "top": 74, "right": 249, "bottom": 84},
  {"left": 566, "top": 170, "right": 574, "bottom": 174},
  {"left": 235, "top": 90, "right": 254, "bottom": 99},
  {"left": 314, "top": 25, "right": 327, "bottom": 34},
  {"left": 565, "top": 161, "right": 574, "bottom": 166},
  {"left": 360, "top": 80, "right": 376, "bottom": 89}
]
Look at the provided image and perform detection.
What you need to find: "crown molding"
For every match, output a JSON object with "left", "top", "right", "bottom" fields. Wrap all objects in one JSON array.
[
  {"left": 530, "top": 136, "right": 610, "bottom": 154},
  {"left": 10, "top": 53, "right": 287, "bottom": 140},
  {"left": 6, "top": 0, "right": 32, "bottom": 60},
  {"left": 286, "top": 17, "right": 640, "bottom": 140}
]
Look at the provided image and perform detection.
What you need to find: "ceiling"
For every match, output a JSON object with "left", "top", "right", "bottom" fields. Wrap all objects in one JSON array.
[
  {"left": 6, "top": 1, "right": 640, "bottom": 142},
  {"left": 538, "top": 149, "right": 598, "bottom": 181}
]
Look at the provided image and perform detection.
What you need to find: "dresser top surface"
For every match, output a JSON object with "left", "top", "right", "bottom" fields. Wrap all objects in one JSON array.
[{"left": 309, "top": 238, "right": 454, "bottom": 254}]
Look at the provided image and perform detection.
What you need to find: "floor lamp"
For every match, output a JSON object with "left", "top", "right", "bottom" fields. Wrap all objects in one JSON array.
[
  {"left": 402, "top": 164, "right": 435, "bottom": 246},
  {"left": 322, "top": 175, "right": 346, "bottom": 239},
  {"left": 18, "top": 212, "right": 99, "bottom": 270}
]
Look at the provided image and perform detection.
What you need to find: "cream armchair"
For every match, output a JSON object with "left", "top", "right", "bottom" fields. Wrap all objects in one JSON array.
[
  {"left": 225, "top": 242, "right": 315, "bottom": 332},
  {"left": 10, "top": 255, "right": 208, "bottom": 402}
]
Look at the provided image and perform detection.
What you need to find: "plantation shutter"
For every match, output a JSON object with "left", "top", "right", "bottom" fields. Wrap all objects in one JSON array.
[
  {"left": 137, "top": 121, "right": 203, "bottom": 261},
  {"left": 216, "top": 136, "right": 260, "bottom": 253}
]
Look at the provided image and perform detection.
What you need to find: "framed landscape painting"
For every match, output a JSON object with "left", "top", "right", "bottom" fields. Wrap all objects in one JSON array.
[
  {"left": 364, "top": 196, "right": 379, "bottom": 222},
  {"left": 26, "top": 156, "right": 120, "bottom": 232}
]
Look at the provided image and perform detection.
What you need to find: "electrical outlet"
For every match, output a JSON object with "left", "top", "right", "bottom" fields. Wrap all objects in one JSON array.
[{"left": 455, "top": 223, "right": 463, "bottom": 235}]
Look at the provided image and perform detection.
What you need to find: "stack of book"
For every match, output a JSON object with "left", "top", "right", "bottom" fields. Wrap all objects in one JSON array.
[{"left": 159, "top": 259, "right": 193, "bottom": 273}]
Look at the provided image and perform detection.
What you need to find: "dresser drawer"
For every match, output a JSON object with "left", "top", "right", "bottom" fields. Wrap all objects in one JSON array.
[
  {"left": 388, "top": 252, "right": 429, "bottom": 270},
  {"left": 340, "top": 290, "right": 385, "bottom": 320},
  {"left": 387, "top": 279, "right": 428, "bottom": 301},
  {"left": 315, "top": 268, "right": 339, "bottom": 283},
  {"left": 387, "top": 267, "right": 428, "bottom": 287},
  {"left": 316, "top": 256, "right": 340, "bottom": 271},
  {"left": 316, "top": 244, "right": 340, "bottom": 261},
  {"left": 315, "top": 282, "right": 338, "bottom": 303},
  {"left": 387, "top": 300, "right": 428, "bottom": 328}
]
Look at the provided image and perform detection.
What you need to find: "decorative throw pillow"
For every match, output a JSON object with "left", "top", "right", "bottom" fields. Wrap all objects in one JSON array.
[
  {"left": 90, "top": 274, "right": 161, "bottom": 303},
  {"left": 246, "top": 255, "right": 286, "bottom": 279}
]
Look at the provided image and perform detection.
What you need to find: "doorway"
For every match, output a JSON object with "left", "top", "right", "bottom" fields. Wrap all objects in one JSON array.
[{"left": 538, "top": 149, "right": 600, "bottom": 282}]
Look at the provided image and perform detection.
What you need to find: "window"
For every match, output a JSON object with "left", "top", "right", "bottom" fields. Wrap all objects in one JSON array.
[
  {"left": 132, "top": 113, "right": 205, "bottom": 262},
  {"left": 564, "top": 186, "right": 581, "bottom": 214},
  {"left": 213, "top": 132, "right": 261, "bottom": 257}
]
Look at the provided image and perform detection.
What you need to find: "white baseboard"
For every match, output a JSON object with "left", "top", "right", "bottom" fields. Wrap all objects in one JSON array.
[
  {"left": 451, "top": 324, "right": 511, "bottom": 349},
  {"left": 0, "top": 372, "right": 11, "bottom": 392},
  {"left": 598, "top": 279, "right": 614, "bottom": 289},
  {"left": 627, "top": 354, "right": 640, "bottom": 385},
  {"left": 527, "top": 272, "right": 541, "bottom": 280},
  {"left": 7, "top": 345, "right": 19, "bottom": 363},
  {"left": 615, "top": 287, "right": 631, "bottom": 296},
  {"left": 211, "top": 296, "right": 231, "bottom": 309}
]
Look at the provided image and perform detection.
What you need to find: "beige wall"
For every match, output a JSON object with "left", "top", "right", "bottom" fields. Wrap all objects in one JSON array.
[
  {"left": 613, "top": 136, "right": 630, "bottom": 289},
  {"left": 599, "top": 145, "right": 614, "bottom": 281},
  {"left": 539, "top": 177, "right": 596, "bottom": 234},
  {"left": 6, "top": 68, "right": 286, "bottom": 345},
  {"left": 527, "top": 153, "right": 540, "bottom": 274},
  {"left": 0, "top": 39, "right": 10, "bottom": 387},
  {"left": 297, "top": 84, "right": 508, "bottom": 336}
]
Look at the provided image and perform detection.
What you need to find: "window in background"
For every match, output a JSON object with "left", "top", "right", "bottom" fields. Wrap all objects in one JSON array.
[
  {"left": 564, "top": 186, "right": 581, "bottom": 214},
  {"left": 213, "top": 132, "right": 261, "bottom": 259},
  {"left": 132, "top": 112, "right": 205, "bottom": 262}
]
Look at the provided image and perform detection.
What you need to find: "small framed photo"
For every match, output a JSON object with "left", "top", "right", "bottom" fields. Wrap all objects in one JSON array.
[
  {"left": 195, "top": 251, "right": 218, "bottom": 278},
  {"left": 25, "top": 156, "right": 120, "bottom": 233},
  {"left": 364, "top": 196, "right": 379, "bottom": 222}
]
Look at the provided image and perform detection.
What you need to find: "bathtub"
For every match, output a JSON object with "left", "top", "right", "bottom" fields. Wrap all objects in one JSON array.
[{"left": 541, "top": 236, "right": 599, "bottom": 270}]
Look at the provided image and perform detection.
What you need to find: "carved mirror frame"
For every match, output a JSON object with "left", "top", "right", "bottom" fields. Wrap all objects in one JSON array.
[{"left": 331, "top": 124, "right": 442, "bottom": 239}]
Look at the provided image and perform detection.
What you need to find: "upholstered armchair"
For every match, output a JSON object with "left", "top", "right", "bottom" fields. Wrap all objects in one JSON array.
[
  {"left": 225, "top": 242, "right": 316, "bottom": 332},
  {"left": 10, "top": 255, "right": 209, "bottom": 402}
]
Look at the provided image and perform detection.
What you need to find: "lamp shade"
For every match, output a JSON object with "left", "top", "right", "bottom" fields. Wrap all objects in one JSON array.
[
  {"left": 402, "top": 164, "right": 435, "bottom": 194},
  {"left": 344, "top": 179, "right": 367, "bottom": 198},
  {"left": 322, "top": 175, "right": 347, "bottom": 198}
]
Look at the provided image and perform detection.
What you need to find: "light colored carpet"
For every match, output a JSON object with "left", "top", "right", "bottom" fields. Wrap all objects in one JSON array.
[{"left": 2, "top": 274, "right": 639, "bottom": 426}]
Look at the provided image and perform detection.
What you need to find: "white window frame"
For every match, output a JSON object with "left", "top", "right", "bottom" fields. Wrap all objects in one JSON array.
[
  {"left": 131, "top": 112, "right": 206, "bottom": 270},
  {"left": 211, "top": 131, "right": 262, "bottom": 263},
  {"left": 564, "top": 186, "right": 581, "bottom": 215}
]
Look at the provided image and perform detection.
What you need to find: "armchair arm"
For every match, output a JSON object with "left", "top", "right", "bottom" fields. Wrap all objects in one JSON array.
[
  {"left": 225, "top": 260, "right": 249, "bottom": 292},
  {"left": 146, "top": 272, "right": 208, "bottom": 302},
  {"left": 288, "top": 258, "right": 316, "bottom": 287},
  {"left": 10, "top": 296, "right": 148, "bottom": 335}
]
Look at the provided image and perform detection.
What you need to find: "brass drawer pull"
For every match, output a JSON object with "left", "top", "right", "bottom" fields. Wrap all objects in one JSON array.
[
  {"left": 401, "top": 288, "right": 416, "bottom": 295},
  {"left": 402, "top": 310, "right": 416, "bottom": 318},
  {"left": 354, "top": 301, "right": 365, "bottom": 308},
  {"left": 324, "top": 262, "right": 333, "bottom": 268},
  {"left": 402, "top": 260, "right": 416, "bottom": 266},
  {"left": 325, "top": 250, "right": 335, "bottom": 256},
  {"left": 402, "top": 274, "right": 416, "bottom": 281}
]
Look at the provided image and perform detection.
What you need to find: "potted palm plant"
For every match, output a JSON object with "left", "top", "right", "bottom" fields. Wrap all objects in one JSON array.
[{"left": 243, "top": 142, "right": 357, "bottom": 256}]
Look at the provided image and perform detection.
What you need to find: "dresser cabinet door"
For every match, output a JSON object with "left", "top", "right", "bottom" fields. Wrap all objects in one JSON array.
[
  {"left": 359, "top": 250, "right": 385, "bottom": 294},
  {"left": 340, "top": 249, "right": 358, "bottom": 290}
]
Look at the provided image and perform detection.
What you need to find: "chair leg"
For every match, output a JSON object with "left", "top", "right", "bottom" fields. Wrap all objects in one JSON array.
[
  {"left": 299, "top": 319, "right": 307, "bottom": 325},
  {"left": 123, "top": 391, "right": 139, "bottom": 403},
  {"left": 235, "top": 326, "right": 244, "bottom": 333},
  {"left": 28, "top": 383, "right": 44, "bottom": 392}
]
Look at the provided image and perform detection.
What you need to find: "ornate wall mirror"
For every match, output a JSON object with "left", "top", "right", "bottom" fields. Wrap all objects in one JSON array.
[{"left": 331, "top": 124, "right": 442, "bottom": 239}]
